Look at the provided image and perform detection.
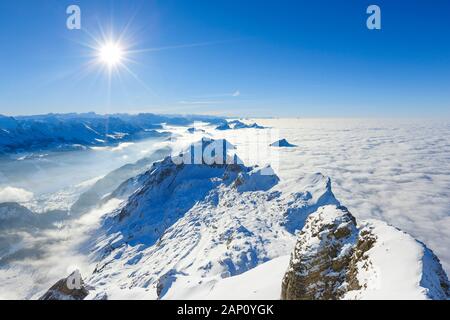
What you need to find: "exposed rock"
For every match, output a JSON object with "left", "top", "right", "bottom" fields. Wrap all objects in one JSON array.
[
  {"left": 232, "top": 165, "right": 280, "bottom": 192},
  {"left": 281, "top": 205, "right": 450, "bottom": 300},
  {"left": 281, "top": 205, "right": 359, "bottom": 300},
  {"left": 156, "top": 269, "right": 183, "bottom": 299},
  {"left": 39, "top": 270, "right": 89, "bottom": 300}
]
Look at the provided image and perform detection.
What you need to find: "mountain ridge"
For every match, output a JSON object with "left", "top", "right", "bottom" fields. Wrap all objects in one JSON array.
[
  {"left": 0, "top": 113, "right": 226, "bottom": 154},
  {"left": 38, "top": 138, "right": 450, "bottom": 300}
]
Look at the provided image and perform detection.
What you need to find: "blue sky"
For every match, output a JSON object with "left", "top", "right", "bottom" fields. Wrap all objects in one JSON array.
[{"left": 0, "top": 0, "right": 449, "bottom": 117}]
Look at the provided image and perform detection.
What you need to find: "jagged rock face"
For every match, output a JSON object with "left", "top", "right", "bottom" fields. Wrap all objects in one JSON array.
[
  {"left": 281, "top": 205, "right": 450, "bottom": 300},
  {"left": 39, "top": 271, "right": 89, "bottom": 300},
  {"left": 281, "top": 205, "right": 361, "bottom": 300}
]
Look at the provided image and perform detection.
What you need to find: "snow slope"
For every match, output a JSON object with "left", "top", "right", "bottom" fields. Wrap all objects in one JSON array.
[
  {"left": 83, "top": 139, "right": 339, "bottom": 300},
  {"left": 344, "top": 218, "right": 449, "bottom": 300},
  {"left": 71, "top": 136, "right": 448, "bottom": 300},
  {"left": 164, "top": 256, "right": 290, "bottom": 300}
]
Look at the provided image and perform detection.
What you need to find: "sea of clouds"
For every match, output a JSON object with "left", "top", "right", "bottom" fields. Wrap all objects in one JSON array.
[{"left": 223, "top": 118, "right": 450, "bottom": 274}]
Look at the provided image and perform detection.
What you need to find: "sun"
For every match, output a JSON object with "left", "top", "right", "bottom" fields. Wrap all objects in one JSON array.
[{"left": 98, "top": 42, "right": 124, "bottom": 68}]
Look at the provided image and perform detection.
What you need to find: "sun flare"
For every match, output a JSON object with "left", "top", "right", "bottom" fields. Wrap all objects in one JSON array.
[{"left": 98, "top": 42, "right": 124, "bottom": 68}]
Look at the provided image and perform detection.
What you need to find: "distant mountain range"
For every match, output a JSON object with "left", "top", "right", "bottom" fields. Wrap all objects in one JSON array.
[{"left": 0, "top": 113, "right": 225, "bottom": 154}]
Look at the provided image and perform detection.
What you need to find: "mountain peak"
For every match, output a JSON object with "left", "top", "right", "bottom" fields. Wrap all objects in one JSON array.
[{"left": 282, "top": 205, "right": 450, "bottom": 300}]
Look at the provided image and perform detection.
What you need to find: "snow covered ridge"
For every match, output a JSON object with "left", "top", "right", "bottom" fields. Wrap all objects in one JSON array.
[
  {"left": 282, "top": 205, "right": 449, "bottom": 300},
  {"left": 0, "top": 113, "right": 225, "bottom": 154},
  {"left": 40, "top": 138, "right": 449, "bottom": 300},
  {"left": 80, "top": 138, "right": 338, "bottom": 299}
]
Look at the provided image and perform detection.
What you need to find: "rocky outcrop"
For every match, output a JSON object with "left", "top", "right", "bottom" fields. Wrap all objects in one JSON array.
[
  {"left": 281, "top": 205, "right": 450, "bottom": 300},
  {"left": 281, "top": 205, "right": 360, "bottom": 299},
  {"left": 39, "top": 270, "right": 89, "bottom": 300}
]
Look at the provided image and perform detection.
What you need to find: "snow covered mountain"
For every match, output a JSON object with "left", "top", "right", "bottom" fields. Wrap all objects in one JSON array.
[
  {"left": 0, "top": 113, "right": 225, "bottom": 154},
  {"left": 216, "top": 120, "right": 265, "bottom": 131},
  {"left": 38, "top": 138, "right": 448, "bottom": 300},
  {"left": 282, "top": 205, "right": 449, "bottom": 300}
]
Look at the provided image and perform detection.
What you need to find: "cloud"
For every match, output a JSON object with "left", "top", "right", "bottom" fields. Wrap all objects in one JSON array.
[
  {"left": 208, "top": 118, "right": 450, "bottom": 274},
  {"left": 0, "top": 198, "right": 123, "bottom": 299},
  {"left": 0, "top": 186, "right": 34, "bottom": 203},
  {"left": 232, "top": 90, "right": 241, "bottom": 97},
  {"left": 110, "top": 142, "right": 135, "bottom": 152}
]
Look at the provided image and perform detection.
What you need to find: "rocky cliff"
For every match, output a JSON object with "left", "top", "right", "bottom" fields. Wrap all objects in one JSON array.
[{"left": 282, "top": 205, "right": 449, "bottom": 300}]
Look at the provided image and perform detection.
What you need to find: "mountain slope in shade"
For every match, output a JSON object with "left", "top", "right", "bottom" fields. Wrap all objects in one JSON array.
[{"left": 41, "top": 138, "right": 448, "bottom": 300}]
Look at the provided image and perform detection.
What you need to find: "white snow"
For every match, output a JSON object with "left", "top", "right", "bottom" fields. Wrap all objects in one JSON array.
[
  {"left": 84, "top": 141, "right": 338, "bottom": 299},
  {"left": 164, "top": 256, "right": 290, "bottom": 300},
  {"left": 344, "top": 219, "right": 443, "bottom": 300}
]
